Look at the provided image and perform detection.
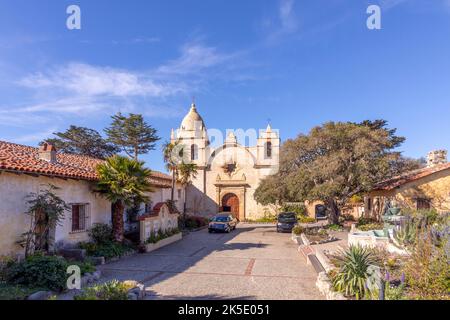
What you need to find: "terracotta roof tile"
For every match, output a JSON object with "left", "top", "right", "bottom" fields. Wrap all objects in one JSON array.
[
  {"left": 0, "top": 140, "right": 172, "bottom": 187},
  {"left": 373, "top": 162, "right": 450, "bottom": 191}
]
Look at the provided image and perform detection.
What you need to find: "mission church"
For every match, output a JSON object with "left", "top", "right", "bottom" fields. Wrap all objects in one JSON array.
[{"left": 171, "top": 103, "right": 280, "bottom": 220}]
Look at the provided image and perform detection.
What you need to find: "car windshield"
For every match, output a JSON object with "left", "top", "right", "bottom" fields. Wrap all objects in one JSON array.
[{"left": 212, "top": 216, "right": 230, "bottom": 222}]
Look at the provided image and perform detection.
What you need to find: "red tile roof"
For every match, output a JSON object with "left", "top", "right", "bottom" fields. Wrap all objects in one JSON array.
[
  {"left": 373, "top": 162, "right": 450, "bottom": 191},
  {"left": 0, "top": 140, "right": 172, "bottom": 187}
]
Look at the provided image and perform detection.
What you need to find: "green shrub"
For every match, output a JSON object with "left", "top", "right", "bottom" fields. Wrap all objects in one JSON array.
[
  {"left": 331, "top": 245, "right": 378, "bottom": 300},
  {"left": 298, "top": 215, "right": 316, "bottom": 223},
  {"left": 404, "top": 228, "right": 449, "bottom": 300},
  {"left": 326, "top": 224, "right": 343, "bottom": 231},
  {"left": 79, "top": 242, "right": 131, "bottom": 259},
  {"left": 182, "top": 215, "right": 209, "bottom": 229},
  {"left": 403, "top": 209, "right": 439, "bottom": 226},
  {"left": 385, "top": 283, "right": 406, "bottom": 300},
  {"left": 292, "top": 225, "right": 304, "bottom": 235},
  {"left": 246, "top": 215, "right": 277, "bottom": 223},
  {"left": 281, "top": 203, "right": 306, "bottom": 215},
  {"left": 0, "top": 255, "right": 16, "bottom": 282},
  {"left": 357, "top": 217, "right": 379, "bottom": 226},
  {"left": 358, "top": 223, "right": 384, "bottom": 231},
  {"left": 74, "top": 280, "right": 131, "bottom": 300},
  {"left": 69, "top": 261, "right": 96, "bottom": 275},
  {"left": 88, "top": 223, "right": 114, "bottom": 245},
  {"left": 0, "top": 283, "right": 42, "bottom": 300},
  {"left": 145, "top": 228, "right": 180, "bottom": 244},
  {"left": 5, "top": 254, "right": 68, "bottom": 292},
  {"left": 339, "top": 213, "right": 356, "bottom": 222}
]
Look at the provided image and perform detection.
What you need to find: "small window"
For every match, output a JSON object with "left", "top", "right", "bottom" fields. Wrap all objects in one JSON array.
[
  {"left": 191, "top": 144, "right": 198, "bottom": 161},
  {"left": 417, "top": 198, "right": 431, "bottom": 210},
  {"left": 71, "top": 204, "right": 89, "bottom": 232},
  {"left": 265, "top": 141, "right": 272, "bottom": 159},
  {"left": 177, "top": 189, "right": 182, "bottom": 199}
]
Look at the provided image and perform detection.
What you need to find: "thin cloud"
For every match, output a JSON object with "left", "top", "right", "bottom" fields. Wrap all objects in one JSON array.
[
  {"left": 279, "top": 0, "right": 298, "bottom": 32},
  {"left": 19, "top": 63, "right": 177, "bottom": 97},
  {"left": 4, "top": 40, "right": 251, "bottom": 124},
  {"left": 157, "top": 42, "right": 237, "bottom": 75},
  {"left": 112, "top": 37, "right": 160, "bottom": 45},
  {"left": 7, "top": 127, "right": 57, "bottom": 144},
  {"left": 263, "top": 0, "right": 299, "bottom": 45}
]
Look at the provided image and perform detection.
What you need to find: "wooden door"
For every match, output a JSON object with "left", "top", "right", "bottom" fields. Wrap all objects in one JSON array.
[{"left": 222, "top": 193, "right": 239, "bottom": 221}]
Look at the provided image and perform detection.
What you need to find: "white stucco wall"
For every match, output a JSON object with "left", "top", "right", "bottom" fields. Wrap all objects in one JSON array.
[
  {"left": 185, "top": 144, "right": 278, "bottom": 220},
  {"left": 0, "top": 172, "right": 111, "bottom": 256},
  {"left": 147, "top": 184, "right": 184, "bottom": 213}
]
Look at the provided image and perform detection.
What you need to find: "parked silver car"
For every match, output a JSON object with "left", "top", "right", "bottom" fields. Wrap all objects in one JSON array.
[{"left": 208, "top": 213, "right": 238, "bottom": 233}]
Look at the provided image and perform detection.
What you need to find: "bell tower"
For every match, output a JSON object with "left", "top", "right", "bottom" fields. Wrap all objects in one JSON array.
[
  {"left": 257, "top": 124, "right": 280, "bottom": 170},
  {"left": 171, "top": 103, "right": 209, "bottom": 168}
]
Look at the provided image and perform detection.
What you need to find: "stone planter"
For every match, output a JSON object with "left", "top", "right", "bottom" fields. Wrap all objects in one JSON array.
[
  {"left": 144, "top": 232, "right": 182, "bottom": 253},
  {"left": 316, "top": 272, "right": 347, "bottom": 300},
  {"left": 291, "top": 232, "right": 303, "bottom": 245},
  {"left": 300, "top": 233, "right": 310, "bottom": 246}
]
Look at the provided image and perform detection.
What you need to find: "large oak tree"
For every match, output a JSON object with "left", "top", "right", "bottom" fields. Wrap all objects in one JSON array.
[{"left": 254, "top": 120, "right": 422, "bottom": 223}]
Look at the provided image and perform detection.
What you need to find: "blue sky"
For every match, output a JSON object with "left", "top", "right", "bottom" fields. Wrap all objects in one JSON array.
[{"left": 0, "top": 0, "right": 449, "bottom": 173}]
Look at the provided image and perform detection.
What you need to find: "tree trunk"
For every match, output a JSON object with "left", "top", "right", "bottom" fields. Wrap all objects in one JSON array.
[
  {"left": 112, "top": 200, "right": 124, "bottom": 242},
  {"left": 171, "top": 170, "right": 176, "bottom": 201},
  {"left": 326, "top": 198, "right": 340, "bottom": 224}
]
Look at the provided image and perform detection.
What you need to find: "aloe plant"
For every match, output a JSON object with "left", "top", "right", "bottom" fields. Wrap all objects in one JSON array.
[
  {"left": 394, "top": 220, "right": 417, "bottom": 247},
  {"left": 331, "top": 245, "right": 377, "bottom": 299}
]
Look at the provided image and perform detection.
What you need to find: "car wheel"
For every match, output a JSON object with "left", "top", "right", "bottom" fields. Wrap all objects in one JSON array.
[{"left": 208, "top": 230, "right": 212, "bottom": 233}]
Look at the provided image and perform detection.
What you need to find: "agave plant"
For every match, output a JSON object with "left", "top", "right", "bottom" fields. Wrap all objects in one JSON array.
[
  {"left": 394, "top": 220, "right": 417, "bottom": 247},
  {"left": 331, "top": 245, "right": 378, "bottom": 300}
]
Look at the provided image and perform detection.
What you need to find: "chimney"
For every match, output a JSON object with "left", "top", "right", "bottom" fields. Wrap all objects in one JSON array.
[
  {"left": 39, "top": 143, "right": 57, "bottom": 163},
  {"left": 427, "top": 149, "right": 448, "bottom": 167}
]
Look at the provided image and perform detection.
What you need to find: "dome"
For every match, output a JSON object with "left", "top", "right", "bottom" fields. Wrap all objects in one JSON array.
[{"left": 180, "top": 103, "right": 206, "bottom": 131}]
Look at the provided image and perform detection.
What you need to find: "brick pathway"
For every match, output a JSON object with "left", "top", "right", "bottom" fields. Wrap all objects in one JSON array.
[{"left": 96, "top": 223, "right": 323, "bottom": 300}]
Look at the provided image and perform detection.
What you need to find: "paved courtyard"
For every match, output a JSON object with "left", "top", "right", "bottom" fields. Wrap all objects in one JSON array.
[{"left": 97, "top": 223, "right": 323, "bottom": 300}]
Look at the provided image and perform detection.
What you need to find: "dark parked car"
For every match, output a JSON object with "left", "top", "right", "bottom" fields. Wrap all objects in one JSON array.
[
  {"left": 208, "top": 213, "right": 238, "bottom": 233},
  {"left": 276, "top": 212, "right": 298, "bottom": 233}
]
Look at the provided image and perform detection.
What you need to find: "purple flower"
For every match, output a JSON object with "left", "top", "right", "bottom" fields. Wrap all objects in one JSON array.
[
  {"left": 401, "top": 273, "right": 405, "bottom": 284},
  {"left": 385, "top": 271, "right": 390, "bottom": 282}
]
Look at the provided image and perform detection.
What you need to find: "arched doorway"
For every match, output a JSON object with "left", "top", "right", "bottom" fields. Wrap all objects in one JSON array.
[{"left": 221, "top": 193, "right": 240, "bottom": 220}]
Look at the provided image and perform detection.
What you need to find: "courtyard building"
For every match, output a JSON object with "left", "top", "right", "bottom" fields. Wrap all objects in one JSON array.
[
  {"left": 0, "top": 140, "right": 183, "bottom": 257},
  {"left": 366, "top": 150, "right": 450, "bottom": 218}
]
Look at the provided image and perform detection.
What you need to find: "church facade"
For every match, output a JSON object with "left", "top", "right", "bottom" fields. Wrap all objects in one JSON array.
[{"left": 171, "top": 103, "right": 280, "bottom": 221}]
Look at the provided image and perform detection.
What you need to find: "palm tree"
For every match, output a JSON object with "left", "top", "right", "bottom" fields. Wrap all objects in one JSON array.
[
  {"left": 162, "top": 140, "right": 182, "bottom": 202},
  {"left": 177, "top": 162, "right": 198, "bottom": 215},
  {"left": 96, "top": 155, "right": 152, "bottom": 242}
]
